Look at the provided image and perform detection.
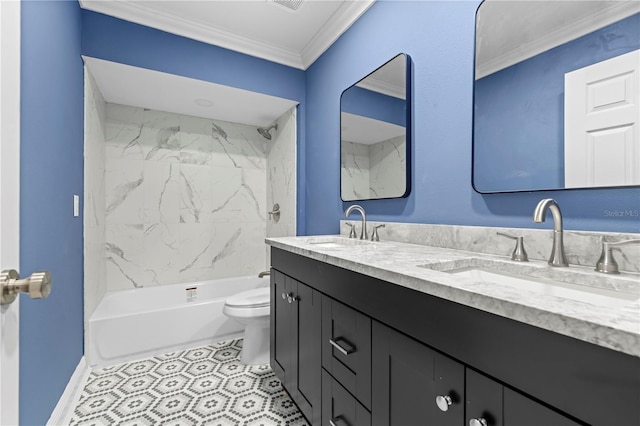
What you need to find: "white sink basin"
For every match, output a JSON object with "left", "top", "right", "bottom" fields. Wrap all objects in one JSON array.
[
  {"left": 419, "top": 257, "right": 640, "bottom": 307},
  {"left": 450, "top": 267, "right": 639, "bottom": 307}
]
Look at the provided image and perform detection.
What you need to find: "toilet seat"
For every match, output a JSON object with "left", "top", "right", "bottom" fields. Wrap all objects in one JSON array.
[{"left": 225, "top": 287, "right": 269, "bottom": 308}]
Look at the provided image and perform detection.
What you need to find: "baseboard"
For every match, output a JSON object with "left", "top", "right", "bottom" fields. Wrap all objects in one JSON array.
[{"left": 47, "top": 356, "right": 90, "bottom": 426}]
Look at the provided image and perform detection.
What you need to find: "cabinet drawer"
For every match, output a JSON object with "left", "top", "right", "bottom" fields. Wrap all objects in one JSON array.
[
  {"left": 322, "top": 369, "right": 371, "bottom": 426},
  {"left": 322, "top": 296, "right": 372, "bottom": 409}
]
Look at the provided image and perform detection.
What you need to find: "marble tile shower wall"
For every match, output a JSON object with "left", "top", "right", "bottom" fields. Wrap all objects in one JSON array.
[
  {"left": 267, "top": 107, "right": 297, "bottom": 242},
  {"left": 84, "top": 69, "right": 107, "bottom": 320},
  {"left": 104, "top": 104, "right": 269, "bottom": 290}
]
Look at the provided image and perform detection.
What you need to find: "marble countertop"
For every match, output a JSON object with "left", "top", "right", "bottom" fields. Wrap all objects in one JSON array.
[{"left": 266, "top": 235, "right": 640, "bottom": 358}]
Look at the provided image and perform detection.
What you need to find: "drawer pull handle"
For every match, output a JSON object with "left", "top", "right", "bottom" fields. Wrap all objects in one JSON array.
[
  {"left": 469, "top": 418, "right": 488, "bottom": 426},
  {"left": 329, "top": 338, "right": 355, "bottom": 356},
  {"left": 435, "top": 394, "right": 452, "bottom": 411},
  {"left": 329, "top": 416, "right": 349, "bottom": 426}
]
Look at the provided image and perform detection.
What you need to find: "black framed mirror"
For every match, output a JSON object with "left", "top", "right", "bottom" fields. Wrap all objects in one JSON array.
[
  {"left": 473, "top": 1, "right": 640, "bottom": 193},
  {"left": 340, "top": 53, "right": 412, "bottom": 201}
]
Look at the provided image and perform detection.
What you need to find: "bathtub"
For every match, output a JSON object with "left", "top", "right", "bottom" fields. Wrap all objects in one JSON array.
[{"left": 88, "top": 275, "right": 269, "bottom": 367}]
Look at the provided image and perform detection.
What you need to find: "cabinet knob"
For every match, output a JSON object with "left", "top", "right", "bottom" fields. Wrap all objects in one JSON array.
[
  {"left": 281, "top": 292, "right": 286, "bottom": 300},
  {"left": 469, "top": 418, "right": 488, "bottom": 426},
  {"left": 287, "top": 292, "right": 298, "bottom": 303},
  {"left": 435, "top": 395, "right": 452, "bottom": 412}
]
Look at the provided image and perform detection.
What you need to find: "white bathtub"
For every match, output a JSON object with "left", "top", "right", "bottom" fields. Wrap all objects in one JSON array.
[{"left": 88, "top": 275, "right": 269, "bottom": 367}]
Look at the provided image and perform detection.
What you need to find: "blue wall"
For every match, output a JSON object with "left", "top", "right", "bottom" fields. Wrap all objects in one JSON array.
[
  {"left": 341, "top": 85, "right": 406, "bottom": 126},
  {"left": 475, "top": 13, "right": 640, "bottom": 192},
  {"left": 20, "top": 1, "right": 84, "bottom": 424},
  {"left": 305, "top": 0, "right": 639, "bottom": 234},
  {"left": 81, "top": 10, "right": 307, "bottom": 232}
]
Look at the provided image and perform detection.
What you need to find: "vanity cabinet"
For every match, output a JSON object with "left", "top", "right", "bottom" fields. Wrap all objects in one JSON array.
[
  {"left": 270, "top": 270, "right": 322, "bottom": 425},
  {"left": 271, "top": 248, "right": 640, "bottom": 426}
]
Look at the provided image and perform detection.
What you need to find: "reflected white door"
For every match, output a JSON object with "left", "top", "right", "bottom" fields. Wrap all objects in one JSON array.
[
  {"left": 565, "top": 49, "right": 640, "bottom": 188},
  {"left": 0, "top": 1, "right": 21, "bottom": 424}
]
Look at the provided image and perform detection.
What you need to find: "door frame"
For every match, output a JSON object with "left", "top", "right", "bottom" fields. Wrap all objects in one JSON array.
[{"left": 0, "top": 1, "right": 22, "bottom": 424}]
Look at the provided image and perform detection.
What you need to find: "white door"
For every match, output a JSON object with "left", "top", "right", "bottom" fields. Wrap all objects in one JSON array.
[
  {"left": 0, "top": 1, "right": 21, "bottom": 424},
  {"left": 565, "top": 49, "right": 640, "bottom": 188}
]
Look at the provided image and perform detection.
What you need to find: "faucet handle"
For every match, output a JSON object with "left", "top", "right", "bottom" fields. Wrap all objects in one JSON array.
[
  {"left": 345, "top": 222, "right": 357, "bottom": 239},
  {"left": 596, "top": 239, "right": 640, "bottom": 274},
  {"left": 497, "top": 232, "right": 529, "bottom": 262},
  {"left": 371, "top": 224, "right": 385, "bottom": 241}
]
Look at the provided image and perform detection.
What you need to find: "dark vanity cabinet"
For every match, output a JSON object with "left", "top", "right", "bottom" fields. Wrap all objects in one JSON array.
[
  {"left": 271, "top": 248, "right": 640, "bottom": 426},
  {"left": 270, "top": 269, "right": 322, "bottom": 424}
]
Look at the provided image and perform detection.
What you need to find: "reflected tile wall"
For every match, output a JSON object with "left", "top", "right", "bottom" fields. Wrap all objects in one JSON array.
[
  {"left": 341, "top": 136, "right": 406, "bottom": 200},
  {"left": 104, "top": 104, "right": 269, "bottom": 290},
  {"left": 341, "top": 140, "right": 370, "bottom": 200},
  {"left": 83, "top": 68, "right": 107, "bottom": 353},
  {"left": 370, "top": 136, "right": 406, "bottom": 198}
]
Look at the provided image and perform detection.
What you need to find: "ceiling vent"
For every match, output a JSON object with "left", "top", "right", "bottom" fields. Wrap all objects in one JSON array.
[{"left": 271, "top": 0, "right": 304, "bottom": 12}]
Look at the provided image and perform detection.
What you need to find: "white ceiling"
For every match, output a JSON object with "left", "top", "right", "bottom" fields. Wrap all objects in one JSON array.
[
  {"left": 84, "top": 56, "right": 298, "bottom": 127},
  {"left": 476, "top": 0, "right": 640, "bottom": 79},
  {"left": 80, "top": 0, "right": 376, "bottom": 126},
  {"left": 79, "top": 0, "right": 375, "bottom": 70},
  {"left": 341, "top": 112, "right": 405, "bottom": 145}
]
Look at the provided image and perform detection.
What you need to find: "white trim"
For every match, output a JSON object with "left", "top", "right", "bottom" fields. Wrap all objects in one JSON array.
[
  {"left": 78, "top": 0, "right": 375, "bottom": 70},
  {"left": 477, "top": 1, "right": 640, "bottom": 79},
  {"left": 47, "top": 357, "right": 90, "bottom": 426},
  {"left": 0, "top": 1, "right": 21, "bottom": 425}
]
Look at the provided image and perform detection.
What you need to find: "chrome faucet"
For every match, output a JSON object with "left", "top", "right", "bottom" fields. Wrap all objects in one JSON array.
[
  {"left": 345, "top": 204, "right": 368, "bottom": 240},
  {"left": 532, "top": 198, "right": 569, "bottom": 267}
]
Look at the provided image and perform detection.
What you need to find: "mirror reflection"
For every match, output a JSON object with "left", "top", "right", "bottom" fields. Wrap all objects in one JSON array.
[
  {"left": 341, "top": 53, "right": 411, "bottom": 201},
  {"left": 473, "top": 1, "right": 640, "bottom": 193}
]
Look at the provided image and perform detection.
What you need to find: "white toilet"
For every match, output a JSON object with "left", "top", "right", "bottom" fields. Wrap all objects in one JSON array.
[{"left": 223, "top": 287, "right": 270, "bottom": 365}]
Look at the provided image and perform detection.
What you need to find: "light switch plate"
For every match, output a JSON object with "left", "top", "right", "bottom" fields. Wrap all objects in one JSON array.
[{"left": 73, "top": 195, "right": 79, "bottom": 217}]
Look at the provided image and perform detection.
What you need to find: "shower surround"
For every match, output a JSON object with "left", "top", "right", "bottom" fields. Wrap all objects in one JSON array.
[
  {"left": 103, "top": 104, "right": 270, "bottom": 290},
  {"left": 83, "top": 67, "right": 297, "bottom": 342}
]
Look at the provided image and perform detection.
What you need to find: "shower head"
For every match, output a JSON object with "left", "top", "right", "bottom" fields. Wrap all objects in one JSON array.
[{"left": 257, "top": 124, "right": 278, "bottom": 140}]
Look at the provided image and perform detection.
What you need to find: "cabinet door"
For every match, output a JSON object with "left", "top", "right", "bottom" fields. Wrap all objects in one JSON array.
[
  {"left": 504, "top": 389, "right": 580, "bottom": 426},
  {"left": 466, "top": 369, "right": 504, "bottom": 426},
  {"left": 372, "top": 321, "right": 436, "bottom": 425},
  {"left": 294, "top": 280, "right": 322, "bottom": 425},
  {"left": 429, "top": 351, "right": 465, "bottom": 425},
  {"left": 271, "top": 270, "right": 294, "bottom": 396}
]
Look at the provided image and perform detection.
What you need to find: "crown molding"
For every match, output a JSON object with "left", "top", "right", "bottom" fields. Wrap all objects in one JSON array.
[
  {"left": 300, "top": 0, "right": 376, "bottom": 68},
  {"left": 476, "top": 1, "right": 640, "bottom": 79},
  {"left": 356, "top": 77, "right": 405, "bottom": 99},
  {"left": 79, "top": 0, "right": 376, "bottom": 70}
]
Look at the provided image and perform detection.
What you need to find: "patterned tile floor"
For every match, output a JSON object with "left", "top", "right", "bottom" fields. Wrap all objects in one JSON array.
[{"left": 69, "top": 339, "right": 309, "bottom": 425}]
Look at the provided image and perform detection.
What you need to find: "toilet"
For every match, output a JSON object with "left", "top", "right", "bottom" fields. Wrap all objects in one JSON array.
[{"left": 223, "top": 287, "right": 270, "bottom": 365}]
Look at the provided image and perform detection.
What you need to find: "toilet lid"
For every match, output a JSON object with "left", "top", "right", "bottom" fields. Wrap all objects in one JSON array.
[{"left": 226, "top": 287, "right": 270, "bottom": 308}]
